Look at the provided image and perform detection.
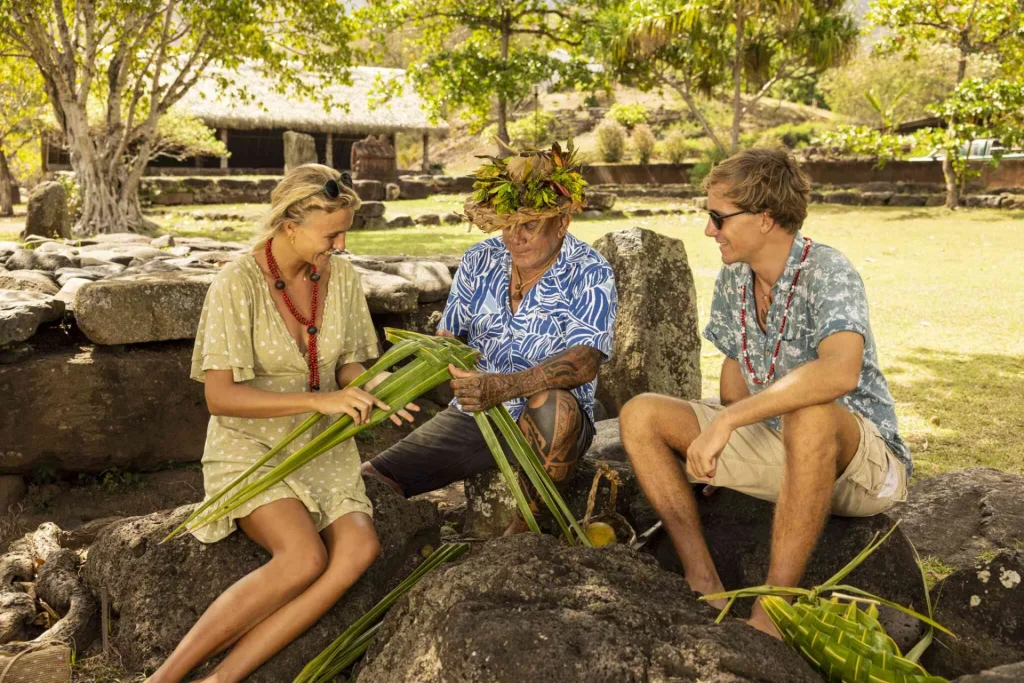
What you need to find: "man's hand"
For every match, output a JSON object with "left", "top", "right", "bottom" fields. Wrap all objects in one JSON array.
[
  {"left": 448, "top": 364, "right": 512, "bottom": 413},
  {"left": 685, "top": 415, "right": 733, "bottom": 481}
]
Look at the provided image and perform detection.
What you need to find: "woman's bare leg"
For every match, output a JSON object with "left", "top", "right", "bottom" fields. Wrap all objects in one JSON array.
[
  {"left": 144, "top": 499, "right": 328, "bottom": 683},
  {"left": 196, "top": 511, "right": 380, "bottom": 683}
]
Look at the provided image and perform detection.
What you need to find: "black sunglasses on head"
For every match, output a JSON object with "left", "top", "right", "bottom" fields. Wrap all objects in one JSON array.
[
  {"left": 707, "top": 208, "right": 755, "bottom": 230},
  {"left": 319, "top": 171, "right": 355, "bottom": 198},
  {"left": 287, "top": 172, "right": 355, "bottom": 213}
]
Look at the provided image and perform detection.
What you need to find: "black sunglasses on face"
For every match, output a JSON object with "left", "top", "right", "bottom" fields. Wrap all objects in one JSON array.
[{"left": 707, "top": 208, "right": 754, "bottom": 230}]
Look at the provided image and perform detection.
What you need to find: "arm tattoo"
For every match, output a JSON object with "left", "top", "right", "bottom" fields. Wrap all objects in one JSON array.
[{"left": 456, "top": 346, "right": 601, "bottom": 411}]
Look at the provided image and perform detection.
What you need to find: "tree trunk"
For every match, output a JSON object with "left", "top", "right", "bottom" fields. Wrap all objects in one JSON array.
[
  {"left": 730, "top": 1, "right": 746, "bottom": 154},
  {"left": 942, "top": 154, "right": 959, "bottom": 209},
  {"left": 74, "top": 161, "right": 155, "bottom": 235},
  {"left": 0, "top": 150, "right": 12, "bottom": 217},
  {"left": 496, "top": 16, "right": 512, "bottom": 157}
]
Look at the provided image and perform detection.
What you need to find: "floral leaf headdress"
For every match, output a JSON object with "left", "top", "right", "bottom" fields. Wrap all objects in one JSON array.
[{"left": 463, "top": 138, "right": 587, "bottom": 233}]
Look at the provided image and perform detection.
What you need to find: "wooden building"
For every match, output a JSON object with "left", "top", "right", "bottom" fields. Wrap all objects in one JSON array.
[{"left": 42, "top": 65, "right": 447, "bottom": 175}]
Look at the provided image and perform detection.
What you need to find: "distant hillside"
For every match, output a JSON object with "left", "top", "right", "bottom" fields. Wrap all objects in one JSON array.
[{"left": 428, "top": 84, "right": 839, "bottom": 175}]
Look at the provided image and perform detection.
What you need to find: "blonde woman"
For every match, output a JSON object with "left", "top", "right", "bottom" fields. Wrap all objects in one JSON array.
[{"left": 147, "top": 165, "right": 418, "bottom": 683}]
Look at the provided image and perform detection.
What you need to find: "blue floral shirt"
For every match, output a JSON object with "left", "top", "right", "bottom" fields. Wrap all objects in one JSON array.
[
  {"left": 703, "top": 232, "right": 911, "bottom": 477},
  {"left": 440, "top": 233, "right": 617, "bottom": 424}
]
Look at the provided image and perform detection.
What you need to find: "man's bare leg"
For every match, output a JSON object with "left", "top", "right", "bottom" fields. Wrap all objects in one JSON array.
[
  {"left": 620, "top": 394, "right": 726, "bottom": 606},
  {"left": 360, "top": 462, "right": 404, "bottom": 496},
  {"left": 505, "top": 389, "right": 583, "bottom": 536},
  {"left": 748, "top": 402, "right": 860, "bottom": 637}
]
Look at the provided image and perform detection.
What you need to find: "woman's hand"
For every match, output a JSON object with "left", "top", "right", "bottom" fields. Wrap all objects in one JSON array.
[
  {"left": 364, "top": 371, "right": 420, "bottom": 426},
  {"left": 312, "top": 386, "right": 392, "bottom": 425}
]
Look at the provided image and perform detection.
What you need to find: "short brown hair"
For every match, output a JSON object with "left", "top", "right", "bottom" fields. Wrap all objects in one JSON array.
[{"left": 702, "top": 147, "right": 810, "bottom": 234}]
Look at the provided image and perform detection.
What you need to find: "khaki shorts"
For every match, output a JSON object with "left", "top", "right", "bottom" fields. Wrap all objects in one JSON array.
[{"left": 687, "top": 401, "right": 908, "bottom": 517}]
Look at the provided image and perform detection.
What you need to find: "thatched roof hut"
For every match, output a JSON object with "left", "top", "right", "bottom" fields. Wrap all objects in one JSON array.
[
  {"left": 43, "top": 65, "right": 446, "bottom": 175},
  {"left": 177, "top": 64, "right": 447, "bottom": 137}
]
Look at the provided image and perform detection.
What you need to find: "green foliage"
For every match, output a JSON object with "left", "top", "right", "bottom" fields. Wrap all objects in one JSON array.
[
  {"left": 0, "top": 0, "right": 365, "bottom": 233},
  {"left": 818, "top": 45, "right": 996, "bottom": 128},
  {"left": 607, "top": 0, "right": 859, "bottom": 153},
  {"left": 660, "top": 129, "right": 707, "bottom": 163},
  {"left": 0, "top": 56, "right": 47, "bottom": 185},
  {"left": 361, "top": 0, "right": 603, "bottom": 140},
  {"left": 607, "top": 102, "right": 649, "bottom": 129},
  {"left": 689, "top": 145, "right": 727, "bottom": 184},
  {"left": 596, "top": 118, "right": 627, "bottom": 163},
  {"left": 749, "top": 122, "right": 832, "bottom": 150},
  {"left": 815, "top": 78, "right": 1024, "bottom": 185},
  {"left": 152, "top": 112, "right": 227, "bottom": 163},
  {"left": 484, "top": 111, "right": 560, "bottom": 149},
  {"left": 630, "top": 123, "right": 657, "bottom": 164},
  {"left": 813, "top": 125, "right": 917, "bottom": 166},
  {"left": 866, "top": 0, "right": 1024, "bottom": 68}
]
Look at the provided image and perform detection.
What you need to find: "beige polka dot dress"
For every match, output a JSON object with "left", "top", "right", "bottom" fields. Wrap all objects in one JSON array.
[{"left": 189, "top": 254, "right": 379, "bottom": 544}]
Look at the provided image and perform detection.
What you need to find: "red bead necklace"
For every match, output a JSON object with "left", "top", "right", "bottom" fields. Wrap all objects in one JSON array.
[
  {"left": 265, "top": 237, "right": 321, "bottom": 391},
  {"left": 740, "top": 238, "right": 812, "bottom": 386}
]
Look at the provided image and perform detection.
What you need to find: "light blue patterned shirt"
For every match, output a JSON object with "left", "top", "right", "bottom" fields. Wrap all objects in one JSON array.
[
  {"left": 703, "top": 232, "right": 911, "bottom": 477},
  {"left": 440, "top": 232, "right": 617, "bottom": 424}
]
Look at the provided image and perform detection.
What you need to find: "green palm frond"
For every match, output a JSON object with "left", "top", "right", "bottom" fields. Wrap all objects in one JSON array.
[
  {"left": 164, "top": 330, "right": 589, "bottom": 547},
  {"left": 295, "top": 542, "right": 469, "bottom": 683},
  {"left": 701, "top": 525, "right": 954, "bottom": 683}
]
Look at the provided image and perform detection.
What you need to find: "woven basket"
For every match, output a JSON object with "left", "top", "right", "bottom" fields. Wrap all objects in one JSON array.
[
  {"left": 0, "top": 643, "right": 71, "bottom": 683},
  {"left": 463, "top": 197, "right": 583, "bottom": 233}
]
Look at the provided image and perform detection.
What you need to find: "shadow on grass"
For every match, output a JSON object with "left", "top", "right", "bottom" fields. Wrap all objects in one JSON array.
[{"left": 887, "top": 347, "right": 1024, "bottom": 478}]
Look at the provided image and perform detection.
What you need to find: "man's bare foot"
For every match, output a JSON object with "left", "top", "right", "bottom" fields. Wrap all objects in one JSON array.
[
  {"left": 685, "top": 576, "right": 729, "bottom": 610},
  {"left": 747, "top": 603, "right": 782, "bottom": 639},
  {"left": 502, "top": 513, "right": 532, "bottom": 537}
]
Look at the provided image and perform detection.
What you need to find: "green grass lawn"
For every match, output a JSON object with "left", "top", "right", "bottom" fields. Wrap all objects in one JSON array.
[{"left": 5, "top": 200, "right": 1022, "bottom": 478}]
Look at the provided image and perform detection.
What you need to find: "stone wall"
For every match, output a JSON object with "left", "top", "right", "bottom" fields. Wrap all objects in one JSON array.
[
  {"left": 138, "top": 174, "right": 477, "bottom": 207},
  {"left": 582, "top": 159, "right": 1024, "bottom": 191}
]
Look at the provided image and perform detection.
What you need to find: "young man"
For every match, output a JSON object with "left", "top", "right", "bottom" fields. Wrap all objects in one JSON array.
[{"left": 619, "top": 147, "right": 910, "bottom": 638}]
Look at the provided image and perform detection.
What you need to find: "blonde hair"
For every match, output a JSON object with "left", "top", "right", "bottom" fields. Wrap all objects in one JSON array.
[
  {"left": 254, "top": 164, "right": 361, "bottom": 247},
  {"left": 702, "top": 147, "right": 810, "bottom": 234}
]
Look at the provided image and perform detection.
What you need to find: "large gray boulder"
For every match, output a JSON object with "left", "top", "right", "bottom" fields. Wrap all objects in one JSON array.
[
  {"left": 587, "top": 418, "right": 627, "bottom": 462},
  {"left": 283, "top": 131, "right": 318, "bottom": 171},
  {"left": 358, "top": 534, "right": 818, "bottom": 682},
  {"left": 83, "top": 477, "right": 440, "bottom": 682},
  {"left": 891, "top": 468, "right": 1024, "bottom": 569},
  {"left": 4, "top": 248, "right": 75, "bottom": 273},
  {"left": 396, "top": 178, "right": 432, "bottom": 200},
  {"left": 0, "top": 341, "right": 207, "bottom": 474},
  {"left": 593, "top": 227, "right": 701, "bottom": 416},
  {"left": 354, "top": 266, "right": 419, "bottom": 313},
  {"left": 923, "top": 551, "right": 1024, "bottom": 679},
  {"left": 0, "top": 291, "right": 64, "bottom": 347},
  {"left": 0, "top": 270, "right": 59, "bottom": 296},
  {"left": 954, "top": 661, "right": 1024, "bottom": 682},
  {"left": 351, "top": 258, "right": 452, "bottom": 304},
  {"left": 74, "top": 270, "right": 216, "bottom": 345},
  {"left": 585, "top": 191, "right": 617, "bottom": 211},
  {"left": 22, "top": 181, "right": 71, "bottom": 240}
]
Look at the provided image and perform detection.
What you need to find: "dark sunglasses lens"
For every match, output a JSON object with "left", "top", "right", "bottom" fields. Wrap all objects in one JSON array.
[
  {"left": 708, "top": 212, "right": 722, "bottom": 230},
  {"left": 321, "top": 180, "right": 340, "bottom": 199},
  {"left": 339, "top": 172, "right": 354, "bottom": 189}
]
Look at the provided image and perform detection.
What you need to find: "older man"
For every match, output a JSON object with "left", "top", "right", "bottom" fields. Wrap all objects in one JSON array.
[
  {"left": 620, "top": 147, "right": 910, "bottom": 637},
  {"left": 363, "top": 141, "right": 617, "bottom": 527}
]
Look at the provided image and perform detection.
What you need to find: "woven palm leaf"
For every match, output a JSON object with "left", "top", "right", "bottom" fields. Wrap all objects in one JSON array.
[{"left": 702, "top": 525, "right": 954, "bottom": 683}]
